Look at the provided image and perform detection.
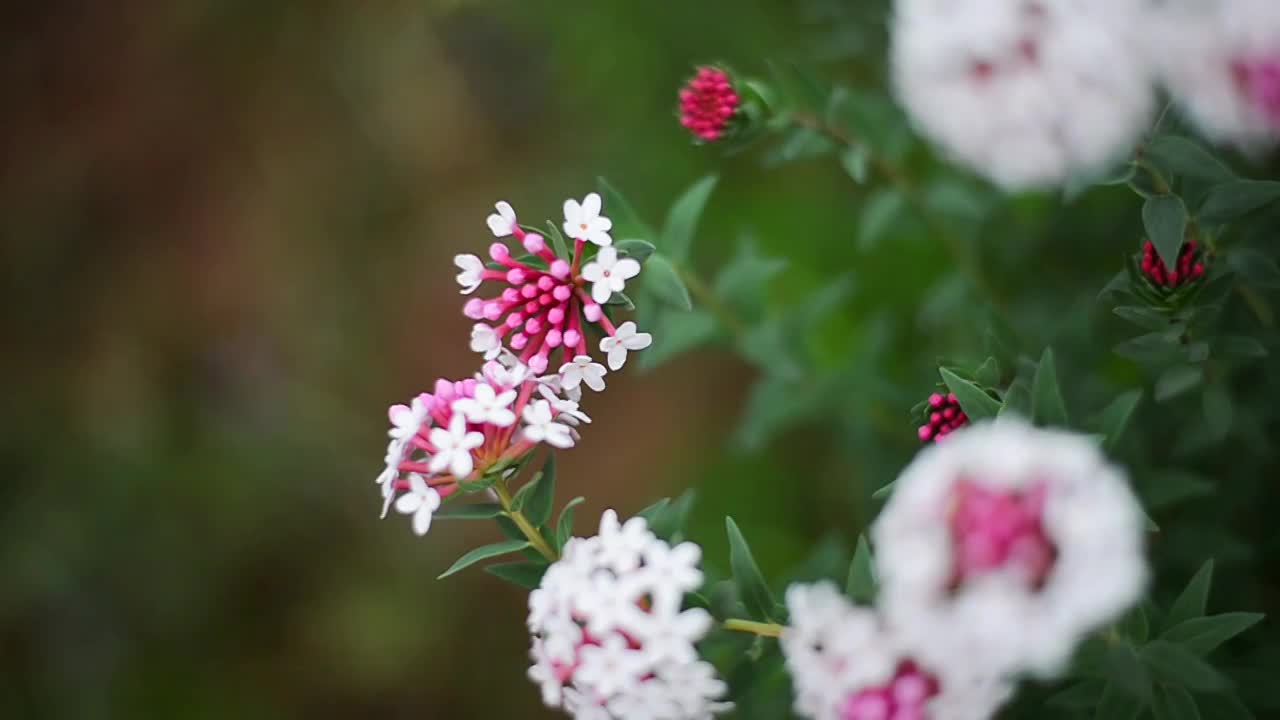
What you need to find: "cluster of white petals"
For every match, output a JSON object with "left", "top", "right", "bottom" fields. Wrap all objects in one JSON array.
[
  {"left": 527, "top": 510, "right": 731, "bottom": 720},
  {"left": 891, "top": 0, "right": 1154, "bottom": 188}
]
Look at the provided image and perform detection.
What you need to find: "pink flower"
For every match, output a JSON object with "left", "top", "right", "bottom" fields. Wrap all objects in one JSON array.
[{"left": 679, "top": 66, "right": 741, "bottom": 143}]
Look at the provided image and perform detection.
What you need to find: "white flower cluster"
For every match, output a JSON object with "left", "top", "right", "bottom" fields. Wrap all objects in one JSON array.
[
  {"left": 527, "top": 510, "right": 731, "bottom": 720},
  {"left": 781, "top": 418, "right": 1147, "bottom": 720}
]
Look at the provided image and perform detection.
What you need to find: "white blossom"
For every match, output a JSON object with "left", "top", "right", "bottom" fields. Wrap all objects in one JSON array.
[
  {"left": 470, "top": 323, "right": 502, "bottom": 360},
  {"left": 455, "top": 253, "right": 485, "bottom": 294},
  {"left": 388, "top": 395, "right": 430, "bottom": 441},
  {"left": 426, "top": 414, "right": 484, "bottom": 478},
  {"left": 872, "top": 418, "right": 1148, "bottom": 679},
  {"left": 526, "top": 510, "right": 729, "bottom": 720},
  {"left": 452, "top": 383, "right": 518, "bottom": 427},
  {"left": 600, "top": 321, "right": 653, "bottom": 371},
  {"left": 891, "top": 0, "right": 1154, "bottom": 189},
  {"left": 582, "top": 247, "right": 641, "bottom": 304},
  {"left": 522, "top": 399, "right": 576, "bottom": 449},
  {"left": 560, "top": 356, "right": 607, "bottom": 393},
  {"left": 563, "top": 192, "right": 614, "bottom": 247},
  {"left": 393, "top": 474, "right": 441, "bottom": 536},
  {"left": 487, "top": 200, "right": 518, "bottom": 237}
]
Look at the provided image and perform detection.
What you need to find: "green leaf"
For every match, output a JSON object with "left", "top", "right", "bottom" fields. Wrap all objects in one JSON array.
[
  {"left": 615, "top": 238, "right": 657, "bottom": 264},
  {"left": 543, "top": 220, "right": 570, "bottom": 259},
  {"left": 714, "top": 241, "right": 788, "bottom": 311},
  {"left": 999, "top": 379, "right": 1032, "bottom": 418},
  {"left": 1144, "top": 195, "right": 1188, "bottom": 277},
  {"left": 457, "top": 473, "right": 501, "bottom": 493},
  {"left": 437, "top": 539, "right": 531, "bottom": 579},
  {"left": 1198, "top": 180, "right": 1280, "bottom": 224},
  {"left": 650, "top": 489, "right": 696, "bottom": 541},
  {"left": 643, "top": 254, "right": 693, "bottom": 311},
  {"left": 1146, "top": 470, "right": 1214, "bottom": 509},
  {"left": 1114, "top": 305, "right": 1175, "bottom": 331},
  {"left": 1165, "top": 560, "right": 1214, "bottom": 631},
  {"left": 1119, "top": 605, "right": 1151, "bottom": 644},
  {"left": 839, "top": 145, "right": 870, "bottom": 183},
  {"left": 939, "top": 367, "right": 1002, "bottom": 421},
  {"left": 973, "top": 357, "right": 1001, "bottom": 388},
  {"left": 637, "top": 497, "right": 671, "bottom": 524},
  {"left": 555, "top": 496, "right": 585, "bottom": 549},
  {"left": 1159, "top": 613, "right": 1264, "bottom": 655},
  {"left": 1215, "top": 336, "right": 1268, "bottom": 360},
  {"left": 596, "top": 177, "right": 655, "bottom": 240},
  {"left": 510, "top": 471, "right": 541, "bottom": 513},
  {"left": 845, "top": 534, "right": 876, "bottom": 603},
  {"left": 1107, "top": 640, "right": 1152, "bottom": 701},
  {"left": 523, "top": 456, "right": 556, "bottom": 528},
  {"left": 484, "top": 561, "right": 548, "bottom": 590},
  {"left": 871, "top": 481, "right": 895, "bottom": 500},
  {"left": 1096, "top": 679, "right": 1147, "bottom": 720},
  {"left": 726, "top": 517, "right": 777, "bottom": 622},
  {"left": 1155, "top": 364, "right": 1203, "bottom": 402},
  {"left": 1141, "top": 641, "right": 1227, "bottom": 692},
  {"left": 1094, "top": 390, "right": 1143, "bottom": 452},
  {"left": 433, "top": 502, "right": 504, "bottom": 520},
  {"left": 1145, "top": 135, "right": 1234, "bottom": 183},
  {"left": 858, "top": 189, "right": 905, "bottom": 252},
  {"left": 1151, "top": 684, "right": 1201, "bottom": 720},
  {"left": 638, "top": 309, "right": 720, "bottom": 370},
  {"left": 1032, "top": 348, "right": 1070, "bottom": 427},
  {"left": 1047, "top": 680, "right": 1105, "bottom": 710},
  {"left": 1194, "top": 692, "right": 1255, "bottom": 720},
  {"left": 1228, "top": 248, "right": 1280, "bottom": 288},
  {"left": 662, "top": 175, "right": 718, "bottom": 263}
]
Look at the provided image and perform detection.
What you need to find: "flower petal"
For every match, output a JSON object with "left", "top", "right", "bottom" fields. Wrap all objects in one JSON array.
[
  {"left": 582, "top": 192, "right": 601, "bottom": 218},
  {"left": 592, "top": 280, "right": 612, "bottom": 305},
  {"left": 614, "top": 258, "right": 641, "bottom": 280},
  {"left": 607, "top": 344, "right": 627, "bottom": 371}
]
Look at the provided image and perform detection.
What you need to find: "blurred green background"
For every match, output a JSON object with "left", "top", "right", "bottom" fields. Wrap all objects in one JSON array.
[{"left": 3, "top": 1, "right": 1278, "bottom": 718}]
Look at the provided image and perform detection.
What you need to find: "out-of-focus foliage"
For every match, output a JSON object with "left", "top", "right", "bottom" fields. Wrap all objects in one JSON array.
[{"left": 2, "top": 1, "right": 1278, "bottom": 719}]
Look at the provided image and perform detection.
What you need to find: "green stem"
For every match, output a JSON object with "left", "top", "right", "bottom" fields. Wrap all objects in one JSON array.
[
  {"left": 494, "top": 482, "right": 558, "bottom": 562},
  {"left": 723, "top": 618, "right": 785, "bottom": 638}
]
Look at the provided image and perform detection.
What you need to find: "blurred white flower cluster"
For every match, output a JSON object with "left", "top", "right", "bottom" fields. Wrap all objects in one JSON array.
[
  {"left": 527, "top": 510, "right": 731, "bottom": 720},
  {"left": 782, "top": 419, "right": 1148, "bottom": 720},
  {"left": 891, "top": 0, "right": 1280, "bottom": 188}
]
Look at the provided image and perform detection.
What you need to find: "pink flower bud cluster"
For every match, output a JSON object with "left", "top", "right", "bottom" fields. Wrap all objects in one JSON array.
[
  {"left": 678, "top": 66, "right": 740, "bottom": 142},
  {"left": 917, "top": 392, "right": 969, "bottom": 443},
  {"left": 840, "top": 661, "right": 939, "bottom": 720},
  {"left": 949, "top": 479, "right": 1056, "bottom": 589},
  {"left": 1141, "top": 240, "right": 1205, "bottom": 289}
]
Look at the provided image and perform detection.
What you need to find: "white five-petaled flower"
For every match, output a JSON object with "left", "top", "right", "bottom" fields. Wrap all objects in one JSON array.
[
  {"left": 427, "top": 414, "right": 484, "bottom": 478},
  {"left": 582, "top": 247, "right": 641, "bottom": 304},
  {"left": 487, "top": 200, "right": 518, "bottom": 237},
  {"left": 453, "top": 383, "right": 518, "bottom": 427},
  {"left": 470, "top": 323, "right": 502, "bottom": 360},
  {"left": 563, "top": 192, "right": 613, "bottom": 247},
  {"left": 600, "top": 321, "right": 653, "bottom": 371},
  {"left": 522, "top": 399, "right": 576, "bottom": 449},
  {"left": 560, "top": 355, "right": 607, "bottom": 393},
  {"left": 455, "top": 253, "right": 486, "bottom": 294},
  {"left": 377, "top": 438, "right": 407, "bottom": 518},
  {"left": 388, "top": 395, "right": 430, "bottom": 441},
  {"left": 394, "top": 473, "right": 442, "bottom": 536}
]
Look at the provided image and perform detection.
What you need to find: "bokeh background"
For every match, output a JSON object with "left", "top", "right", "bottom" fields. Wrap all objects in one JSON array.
[{"left": 3, "top": 2, "right": 1278, "bottom": 718}]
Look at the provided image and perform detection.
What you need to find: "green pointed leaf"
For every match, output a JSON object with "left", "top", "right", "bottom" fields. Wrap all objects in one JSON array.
[
  {"left": 858, "top": 189, "right": 905, "bottom": 252},
  {"left": 596, "top": 177, "right": 655, "bottom": 240},
  {"left": 637, "top": 498, "right": 671, "bottom": 524},
  {"left": 1096, "top": 679, "right": 1146, "bottom": 720},
  {"left": 437, "top": 539, "right": 531, "bottom": 579},
  {"left": 484, "top": 561, "right": 549, "bottom": 590},
  {"left": 839, "top": 145, "right": 870, "bottom": 184},
  {"left": 1107, "top": 640, "right": 1152, "bottom": 701},
  {"left": 510, "top": 471, "right": 541, "bottom": 513},
  {"left": 650, "top": 489, "right": 696, "bottom": 541},
  {"left": 523, "top": 456, "right": 557, "bottom": 528},
  {"left": 457, "top": 472, "right": 501, "bottom": 493},
  {"left": 543, "top": 220, "right": 570, "bottom": 259},
  {"left": 871, "top": 481, "right": 895, "bottom": 500},
  {"left": 939, "top": 367, "right": 1001, "bottom": 421},
  {"left": 1159, "top": 613, "right": 1264, "bottom": 655},
  {"left": 1119, "top": 605, "right": 1150, "bottom": 644},
  {"left": 1198, "top": 180, "right": 1280, "bottom": 224},
  {"left": 1152, "top": 684, "right": 1201, "bottom": 720},
  {"left": 637, "top": 309, "right": 719, "bottom": 370},
  {"left": 846, "top": 534, "right": 876, "bottom": 603},
  {"left": 1215, "top": 336, "right": 1268, "bottom": 360},
  {"left": 1193, "top": 692, "right": 1255, "bottom": 720},
  {"left": 1155, "top": 365, "right": 1203, "bottom": 402},
  {"left": 433, "top": 502, "right": 504, "bottom": 520},
  {"left": 662, "top": 175, "right": 718, "bottom": 263},
  {"left": 615, "top": 237, "right": 657, "bottom": 264},
  {"left": 726, "top": 517, "right": 777, "bottom": 622},
  {"left": 1047, "top": 680, "right": 1105, "bottom": 710},
  {"left": 555, "top": 496, "right": 585, "bottom": 549},
  {"left": 1032, "top": 348, "right": 1070, "bottom": 427},
  {"left": 644, "top": 254, "right": 693, "bottom": 311},
  {"left": 1165, "top": 560, "right": 1214, "bottom": 631},
  {"left": 1144, "top": 195, "right": 1188, "bottom": 270},
  {"left": 973, "top": 357, "right": 1001, "bottom": 388},
  {"left": 1094, "top": 390, "right": 1143, "bottom": 452},
  {"left": 1114, "top": 305, "right": 1175, "bottom": 331},
  {"left": 999, "top": 379, "right": 1032, "bottom": 418},
  {"left": 1146, "top": 135, "right": 1234, "bottom": 183},
  {"left": 1141, "top": 641, "right": 1227, "bottom": 692}
]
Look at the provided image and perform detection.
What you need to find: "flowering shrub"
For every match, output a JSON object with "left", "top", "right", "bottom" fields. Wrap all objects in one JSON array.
[{"left": 367, "top": 2, "right": 1278, "bottom": 718}]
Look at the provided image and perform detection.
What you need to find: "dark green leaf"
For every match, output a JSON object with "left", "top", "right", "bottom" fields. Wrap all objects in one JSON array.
[
  {"left": 437, "top": 539, "right": 531, "bottom": 579},
  {"left": 543, "top": 221, "right": 570, "bottom": 260},
  {"left": 1194, "top": 692, "right": 1255, "bottom": 720},
  {"left": 662, "top": 175, "right": 718, "bottom": 263},
  {"left": 1114, "top": 331, "right": 1185, "bottom": 364},
  {"left": 1096, "top": 679, "right": 1147, "bottom": 720},
  {"left": 1215, "top": 336, "right": 1268, "bottom": 360},
  {"left": 1032, "top": 348, "right": 1069, "bottom": 427},
  {"left": 1119, "top": 605, "right": 1150, "bottom": 644},
  {"left": 457, "top": 473, "right": 500, "bottom": 493},
  {"left": 1146, "top": 470, "right": 1215, "bottom": 509},
  {"left": 839, "top": 145, "right": 870, "bottom": 184},
  {"left": 1099, "top": 269, "right": 1133, "bottom": 302},
  {"left": 1152, "top": 684, "right": 1201, "bottom": 720},
  {"left": 1165, "top": 560, "right": 1214, "bottom": 631},
  {"left": 1228, "top": 248, "right": 1280, "bottom": 288},
  {"left": 1155, "top": 365, "right": 1203, "bottom": 402},
  {"left": 1198, "top": 180, "right": 1280, "bottom": 224},
  {"left": 1142, "top": 641, "right": 1227, "bottom": 691},
  {"left": 433, "top": 502, "right": 504, "bottom": 520},
  {"left": 1159, "top": 613, "right": 1264, "bottom": 655},
  {"left": 615, "top": 238, "right": 657, "bottom": 264},
  {"left": 1114, "top": 305, "right": 1175, "bottom": 331},
  {"left": 1203, "top": 385, "right": 1234, "bottom": 442},
  {"left": 1047, "top": 680, "right": 1105, "bottom": 709},
  {"left": 510, "top": 472, "right": 541, "bottom": 513},
  {"left": 939, "top": 367, "right": 1002, "bottom": 421},
  {"left": 524, "top": 456, "right": 556, "bottom": 528},
  {"left": 644, "top": 253, "right": 693, "bottom": 311},
  {"left": 1144, "top": 195, "right": 1188, "bottom": 278},
  {"left": 871, "top": 481, "right": 895, "bottom": 500},
  {"left": 726, "top": 517, "right": 777, "bottom": 622},
  {"left": 638, "top": 309, "right": 720, "bottom": 370},
  {"left": 858, "top": 189, "right": 905, "bottom": 252},
  {"left": 555, "top": 496, "right": 585, "bottom": 549},
  {"left": 637, "top": 497, "right": 671, "bottom": 524},
  {"left": 999, "top": 379, "right": 1032, "bottom": 418},
  {"left": 845, "top": 534, "right": 876, "bottom": 603},
  {"left": 1146, "top": 135, "right": 1234, "bottom": 183},
  {"left": 714, "top": 241, "right": 788, "bottom": 311},
  {"left": 1107, "top": 640, "right": 1152, "bottom": 700},
  {"left": 596, "top": 177, "right": 655, "bottom": 240},
  {"left": 1094, "top": 390, "right": 1143, "bottom": 452},
  {"left": 484, "top": 561, "right": 548, "bottom": 590},
  {"left": 650, "top": 490, "right": 696, "bottom": 541}
]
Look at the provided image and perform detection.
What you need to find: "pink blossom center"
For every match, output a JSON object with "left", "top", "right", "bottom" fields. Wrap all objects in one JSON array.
[
  {"left": 1232, "top": 56, "right": 1280, "bottom": 127},
  {"left": 840, "top": 662, "right": 940, "bottom": 720},
  {"left": 949, "top": 479, "right": 1056, "bottom": 588}
]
